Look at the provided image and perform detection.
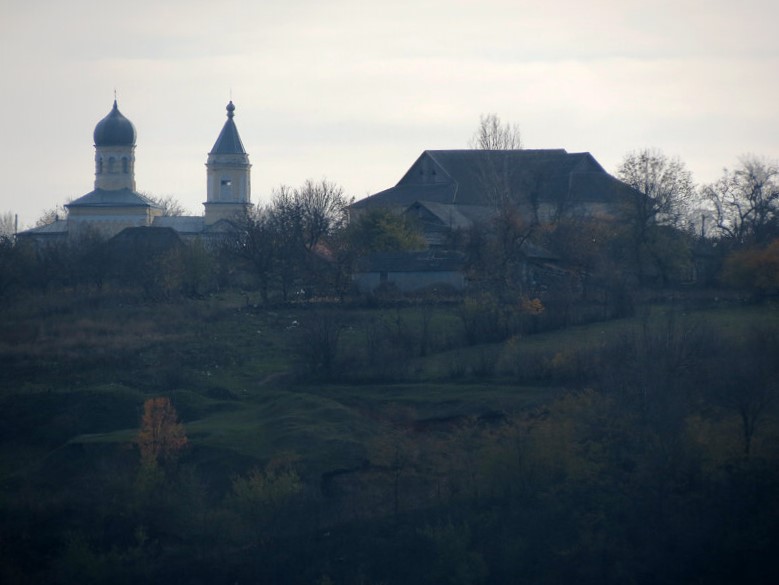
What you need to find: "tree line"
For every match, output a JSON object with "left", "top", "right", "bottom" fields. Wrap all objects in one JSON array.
[
  {"left": 0, "top": 179, "right": 425, "bottom": 303},
  {"left": 2, "top": 116, "right": 778, "bottom": 304}
]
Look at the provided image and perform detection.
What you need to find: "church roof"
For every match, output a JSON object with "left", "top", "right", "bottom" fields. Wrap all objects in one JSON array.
[
  {"left": 93, "top": 100, "right": 136, "bottom": 147},
  {"left": 17, "top": 219, "right": 69, "bottom": 237},
  {"left": 209, "top": 101, "right": 247, "bottom": 155},
  {"left": 107, "top": 227, "right": 184, "bottom": 256},
  {"left": 152, "top": 215, "right": 205, "bottom": 234},
  {"left": 66, "top": 188, "right": 158, "bottom": 208}
]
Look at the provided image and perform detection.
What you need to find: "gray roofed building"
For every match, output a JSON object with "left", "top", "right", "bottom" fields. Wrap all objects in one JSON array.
[
  {"left": 350, "top": 148, "right": 637, "bottom": 293},
  {"left": 17, "top": 219, "right": 68, "bottom": 240},
  {"left": 66, "top": 188, "right": 157, "bottom": 208},
  {"left": 353, "top": 250, "right": 467, "bottom": 293},
  {"left": 152, "top": 215, "right": 206, "bottom": 235},
  {"left": 351, "top": 149, "right": 638, "bottom": 225}
]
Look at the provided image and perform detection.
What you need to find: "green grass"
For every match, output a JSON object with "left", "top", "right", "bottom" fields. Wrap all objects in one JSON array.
[{"left": 3, "top": 293, "right": 778, "bottom": 485}]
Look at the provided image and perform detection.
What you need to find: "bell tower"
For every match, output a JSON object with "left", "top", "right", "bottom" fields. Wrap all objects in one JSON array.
[{"left": 204, "top": 101, "right": 252, "bottom": 224}]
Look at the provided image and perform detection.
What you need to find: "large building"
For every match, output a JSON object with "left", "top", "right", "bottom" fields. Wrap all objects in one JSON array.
[
  {"left": 18, "top": 100, "right": 253, "bottom": 244},
  {"left": 349, "top": 149, "right": 642, "bottom": 293},
  {"left": 351, "top": 149, "right": 639, "bottom": 246}
]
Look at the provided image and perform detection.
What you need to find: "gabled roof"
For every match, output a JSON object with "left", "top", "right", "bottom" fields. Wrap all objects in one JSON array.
[
  {"left": 66, "top": 188, "right": 158, "bottom": 208},
  {"left": 352, "top": 182, "right": 457, "bottom": 209},
  {"left": 107, "top": 226, "right": 183, "bottom": 257},
  {"left": 352, "top": 149, "right": 635, "bottom": 212},
  {"left": 152, "top": 215, "right": 205, "bottom": 234},
  {"left": 405, "top": 201, "right": 476, "bottom": 230},
  {"left": 151, "top": 216, "right": 241, "bottom": 235},
  {"left": 210, "top": 101, "right": 246, "bottom": 155},
  {"left": 17, "top": 219, "right": 68, "bottom": 236}
]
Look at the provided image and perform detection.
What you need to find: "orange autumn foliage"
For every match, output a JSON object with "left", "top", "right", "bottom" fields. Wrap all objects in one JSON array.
[{"left": 137, "top": 397, "right": 188, "bottom": 466}]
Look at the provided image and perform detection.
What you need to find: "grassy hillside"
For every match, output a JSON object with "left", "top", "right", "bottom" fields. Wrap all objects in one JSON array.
[{"left": 1, "top": 291, "right": 778, "bottom": 584}]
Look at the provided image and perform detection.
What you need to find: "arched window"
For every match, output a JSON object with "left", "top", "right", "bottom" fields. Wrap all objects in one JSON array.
[
  {"left": 122, "top": 157, "right": 129, "bottom": 173},
  {"left": 96, "top": 157, "right": 103, "bottom": 174},
  {"left": 220, "top": 178, "right": 232, "bottom": 198},
  {"left": 108, "top": 157, "right": 116, "bottom": 173}
]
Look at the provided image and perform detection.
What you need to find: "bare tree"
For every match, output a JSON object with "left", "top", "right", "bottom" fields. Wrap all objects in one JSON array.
[
  {"left": 35, "top": 204, "right": 69, "bottom": 227},
  {"left": 226, "top": 179, "right": 350, "bottom": 302},
  {"left": 269, "top": 179, "right": 348, "bottom": 251},
  {"left": 707, "top": 327, "right": 779, "bottom": 458},
  {"left": 268, "top": 186, "right": 308, "bottom": 301},
  {"left": 703, "top": 155, "right": 779, "bottom": 247},
  {"left": 143, "top": 193, "right": 187, "bottom": 217},
  {"left": 0, "top": 229, "right": 24, "bottom": 298},
  {"left": 462, "top": 205, "right": 537, "bottom": 302},
  {"left": 294, "top": 179, "right": 349, "bottom": 251},
  {"left": 616, "top": 149, "right": 697, "bottom": 285},
  {"left": 0, "top": 211, "right": 16, "bottom": 237},
  {"left": 228, "top": 206, "right": 278, "bottom": 304},
  {"left": 469, "top": 113, "right": 523, "bottom": 150},
  {"left": 617, "top": 149, "right": 696, "bottom": 228}
]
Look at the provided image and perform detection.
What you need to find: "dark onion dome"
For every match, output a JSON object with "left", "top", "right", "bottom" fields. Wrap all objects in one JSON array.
[{"left": 93, "top": 100, "right": 136, "bottom": 146}]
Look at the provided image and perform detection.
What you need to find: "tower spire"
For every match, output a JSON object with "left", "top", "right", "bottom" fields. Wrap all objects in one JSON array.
[{"left": 204, "top": 101, "right": 252, "bottom": 224}]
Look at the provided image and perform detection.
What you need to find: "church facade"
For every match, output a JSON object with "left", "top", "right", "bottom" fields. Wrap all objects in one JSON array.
[{"left": 18, "top": 100, "right": 253, "bottom": 244}]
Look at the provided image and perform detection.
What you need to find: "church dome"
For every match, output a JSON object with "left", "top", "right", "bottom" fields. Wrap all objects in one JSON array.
[{"left": 93, "top": 100, "right": 136, "bottom": 147}]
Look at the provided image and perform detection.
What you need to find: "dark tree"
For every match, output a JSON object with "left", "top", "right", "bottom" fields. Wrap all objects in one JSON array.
[
  {"left": 344, "top": 208, "right": 426, "bottom": 256},
  {"left": 0, "top": 211, "right": 15, "bottom": 237},
  {"left": 228, "top": 207, "right": 279, "bottom": 304},
  {"left": 704, "top": 155, "right": 779, "bottom": 247},
  {"left": 294, "top": 179, "right": 349, "bottom": 251},
  {"left": 617, "top": 149, "right": 697, "bottom": 285},
  {"left": 617, "top": 148, "right": 696, "bottom": 229},
  {"left": 35, "top": 203, "right": 69, "bottom": 227}
]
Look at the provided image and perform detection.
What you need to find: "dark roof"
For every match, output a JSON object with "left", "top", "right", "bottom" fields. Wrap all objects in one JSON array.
[
  {"left": 405, "top": 201, "right": 487, "bottom": 230},
  {"left": 17, "top": 219, "right": 68, "bottom": 237},
  {"left": 210, "top": 101, "right": 246, "bottom": 155},
  {"left": 66, "top": 188, "right": 158, "bottom": 208},
  {"left": 93, "top": 100, "right": 136, "bottom": 147},
  {"left": 353, "top": 183, "right": 457, "bottom": 209},
  {"left": 108, "top": 226, "right": 183, "bottom": 254},
  {"left": 151, "top": 216, "right": 241, "bottom": 235},
  {"left": 353, "top": 149, "right": 636, "bottom": 211},
  {"left": 152, "top": 215, "right": 205, "bottom": 234},
  {"left": 202, "top": 218, "right": 241, "bottom": 233},
  {"left": 356, "top": 250, "right": 465, "bottom": 273}
]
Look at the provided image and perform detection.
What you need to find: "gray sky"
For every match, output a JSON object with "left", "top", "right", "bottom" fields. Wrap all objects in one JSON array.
[{"left": 1, "top": 0, "right": 777, "bottom": 227}]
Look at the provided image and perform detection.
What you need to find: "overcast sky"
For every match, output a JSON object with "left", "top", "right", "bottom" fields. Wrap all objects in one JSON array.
[{"left": 1, "top": 0, "right": 777, "bottom": 227}]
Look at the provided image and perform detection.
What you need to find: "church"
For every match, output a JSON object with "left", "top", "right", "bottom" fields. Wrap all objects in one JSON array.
[{"left": 18, "top": 99, "right": 253, "bottom": 244}]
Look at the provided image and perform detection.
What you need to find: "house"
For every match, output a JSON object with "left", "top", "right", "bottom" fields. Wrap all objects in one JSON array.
[
  {"left": 349, "top": 149, "right": 639, "bottom": 293},
  {"left": 18, "top": 99, "right": 253, "bottom": 245},
  {"left": 352, "top": 149, "right": 638, "bottom": 241},
  {"left": 353, "top": 249, "right": 467, "bottom": 293}
]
